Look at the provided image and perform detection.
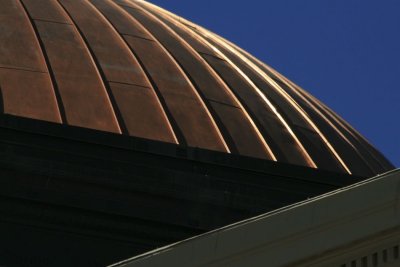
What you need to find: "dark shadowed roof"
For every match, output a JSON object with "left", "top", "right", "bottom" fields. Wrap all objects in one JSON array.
[{"left": 0, "top": 0, "right": 394, "bottom": 176}]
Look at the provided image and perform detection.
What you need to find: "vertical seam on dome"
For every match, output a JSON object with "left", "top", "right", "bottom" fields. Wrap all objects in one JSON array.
[
  {"left": 111, "top": 0, "right": 231, "bottom": 153},
  {"left": 89, "top": 1, "right": 182, "bottom": 145},
  {"left": 156, "top": 56, "right": 236, "bottom": 152},
  {"left": 125, "top": 50, "right": 186, "bottom": 145},
  {"left": 55, "top": 0, "right": 123, "bottom": 135},
  {"left": 86, "top": 0, "right": 179, "bottom": 144},
  {"left": 17, "top": 0, "right": 65, "bottom": 124}
]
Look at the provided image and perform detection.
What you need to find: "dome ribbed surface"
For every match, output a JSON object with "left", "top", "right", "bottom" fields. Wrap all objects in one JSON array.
[{"left": 0, "top": 0, "right": 394, "bottom": 176}]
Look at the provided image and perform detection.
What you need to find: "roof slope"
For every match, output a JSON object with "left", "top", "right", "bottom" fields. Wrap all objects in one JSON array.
[{"left": 109, "top": 170, "right": 400, "bottom": 267}]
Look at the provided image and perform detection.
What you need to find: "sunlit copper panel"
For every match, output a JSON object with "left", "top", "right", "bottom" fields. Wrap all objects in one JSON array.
[{"left": 0, "top": 0, "right": 394, "bottom": 176}]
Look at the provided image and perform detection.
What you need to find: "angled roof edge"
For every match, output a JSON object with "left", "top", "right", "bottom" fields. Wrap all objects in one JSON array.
[{"left": 110, "top": 169, "right": 400, "bottom": 267}]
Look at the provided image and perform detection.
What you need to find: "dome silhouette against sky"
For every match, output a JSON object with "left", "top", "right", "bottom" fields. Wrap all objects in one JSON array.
[{"left": 0, "top": 0, "right": 394, "bottom": 177}]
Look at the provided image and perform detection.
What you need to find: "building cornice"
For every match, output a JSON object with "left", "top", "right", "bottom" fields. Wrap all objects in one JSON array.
[{"left": 111, "top": 169, "right": 400, "bottom": 267}]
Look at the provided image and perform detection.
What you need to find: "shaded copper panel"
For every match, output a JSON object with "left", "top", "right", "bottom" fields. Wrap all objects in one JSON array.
[
  {"left": 86, "top": 0, "right": 227, "bottom": 151},
  {"left": 0, "top": 0, "right": 46, "bottom": 72},
  {"left": 59, "top": 0, "right": 147, "bottom": 87},
  {"left": 123, "top": 35, "right": 227, "bottom": 152},
  {"left": 34, "top": 20, "right": 120, "bottom": 133},
  {"left": 109, "top": 82, "right": 176, "bottom": 143},
  {"left": 120, "top": 3, "right": 237, "bottom": 106},
  {"left": 21, "top": 0, "right": 71, "bottom": 24},
  {"left": 118, "top": 2, "right": 272, "bottom": 159},
  {"left": 206, "top": 101, "right": 267, "bottom": 159},
  {"left": 89, "top": 0, "right": 152, "bottom": 40},
  {"left": 0, "top": 0, "right": 61, "bottom": 123},
  {"left": 0, "top": 69, "right": 60, "bottom": 122}
]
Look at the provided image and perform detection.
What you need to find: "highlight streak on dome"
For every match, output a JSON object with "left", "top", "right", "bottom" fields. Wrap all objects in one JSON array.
[{"left": 0, "top": 0, "right": 394, "bottom": 176}]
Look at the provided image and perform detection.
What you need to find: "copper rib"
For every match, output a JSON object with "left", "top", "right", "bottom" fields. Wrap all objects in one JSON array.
[
  {"left": 65, "top": 0, "right": 177, "bottom": 143},
  {"left": 56, "top": 0, "right": 123, "bottom": 133},
  {"left": 20, "top": 0, "right": 66, "bottom": 123},
  {"left": 109, "top": 0, "right": 231, "bottom": 152},
  {"left": 0, "top": 0, "right": 62, "bottom": 123}
]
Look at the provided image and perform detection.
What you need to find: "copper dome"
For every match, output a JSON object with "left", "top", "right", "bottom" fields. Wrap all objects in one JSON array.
[{"left": 0, "top": 0, "right": 393, "bottom": 176}]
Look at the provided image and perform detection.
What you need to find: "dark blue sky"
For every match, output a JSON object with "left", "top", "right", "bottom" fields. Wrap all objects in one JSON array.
[{"left": 150, "top": 0, "right": 399, "bottom": 168}]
